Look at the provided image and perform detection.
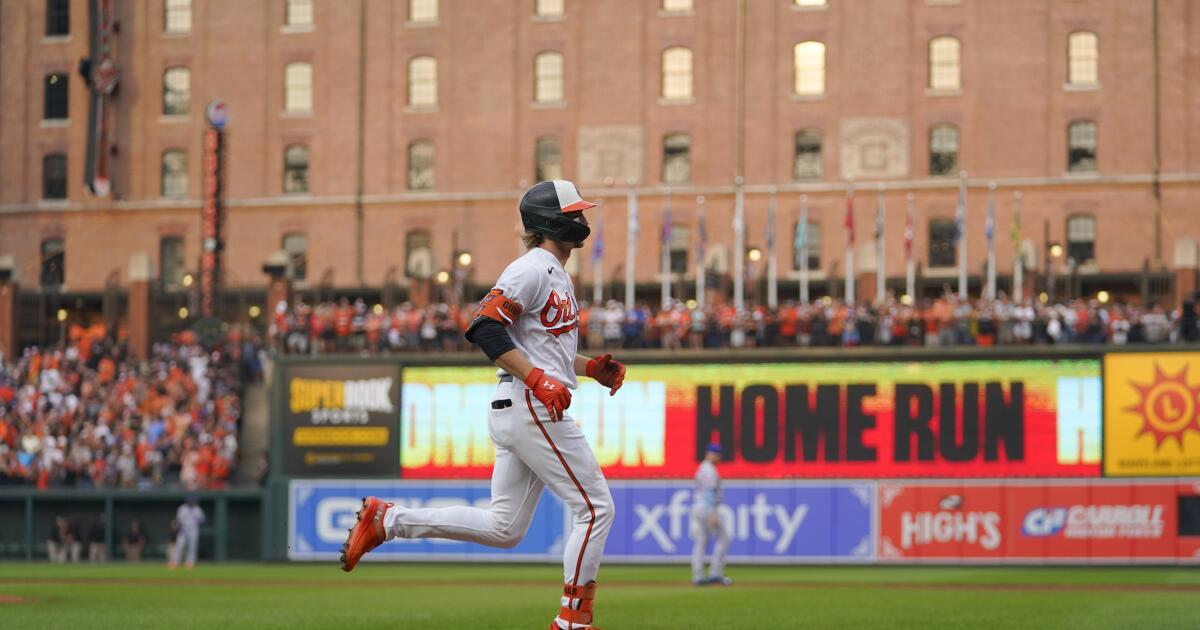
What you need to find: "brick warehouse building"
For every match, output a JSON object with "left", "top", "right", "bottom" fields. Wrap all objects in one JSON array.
[{"left": 1, "top": 0, "right": 1199, "bottom": 355}]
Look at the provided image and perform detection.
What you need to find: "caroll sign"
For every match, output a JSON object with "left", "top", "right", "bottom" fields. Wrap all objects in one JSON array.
[
  {"left": 400, "top": 360, "right": 1101, "bottom": 479},
  {"left": 878, "top": 481, "right": 1200, "bottom": 562}
]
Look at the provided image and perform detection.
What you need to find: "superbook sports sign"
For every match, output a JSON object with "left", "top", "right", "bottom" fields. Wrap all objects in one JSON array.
[{"left": 399, "top": 360, "right": 1101, "bottom": 478}]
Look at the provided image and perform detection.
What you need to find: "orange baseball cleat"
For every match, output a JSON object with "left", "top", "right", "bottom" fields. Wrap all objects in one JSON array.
[{"left": 339, "top": 496, "right": 392, "bottom": 572}]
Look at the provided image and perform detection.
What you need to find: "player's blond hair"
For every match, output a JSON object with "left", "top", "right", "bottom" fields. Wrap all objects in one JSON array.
[{"left": 521, "top": 230, "right": 545, "bottom": 250}]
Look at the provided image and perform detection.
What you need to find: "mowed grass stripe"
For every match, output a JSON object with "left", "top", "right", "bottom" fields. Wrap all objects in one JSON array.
[{"left": 1, "top": 564, "right": 1198, "bottom": 629}]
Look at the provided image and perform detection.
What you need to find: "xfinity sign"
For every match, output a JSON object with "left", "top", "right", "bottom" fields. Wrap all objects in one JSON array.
[{"left": 606, "top": 482, "right": 873, "bottom": 561}]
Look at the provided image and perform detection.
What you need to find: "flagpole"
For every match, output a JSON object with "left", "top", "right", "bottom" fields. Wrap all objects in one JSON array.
[
  {"left": 592, "top": 209, "right": 604, "bottom": 305},
  {"left": 1013, "top": 191, "right": 1024, "bottom": 302},
  {"left": 799, "top": 194, "right": 809, "bottom": 303},
  {"left": 625, "top": 183, "right": 638, "bottom": 308},
  {"left": 845, "top": 179, "right": 855, "bottom": 305},
  {"left": 986, "top": 181, "right": 997, "bottom": 300},
  {"left": 957, "top": 170, "right": 968, "bottom": 300},
  {"left": 661, "top": 187, "right": 672, "bottom": 311},
  {"left": 767, "top": 187, "right": 778, "bottom": 309},
  {"left": 696, "top": 195, "right": 706, "bottom": 308},
  {"left": 733, "top": 176, "right": 746, "bottom": 311},
  {"left": 875, "top": 183, "right": 886, "bottom": 304},
  {"left": 905, "top": 192, "right": 915, "bottom": 302}
]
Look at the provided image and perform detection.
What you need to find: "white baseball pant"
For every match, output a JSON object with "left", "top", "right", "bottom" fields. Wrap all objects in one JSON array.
[
  {"left": 385, "top": 378, "right": 614, "bottom": 587},
  {"left": 691, "top": 506, "right": 730, "bottom": 582},
  {"left": 174, "top": 530, "right": 199, "bottom": 566}
]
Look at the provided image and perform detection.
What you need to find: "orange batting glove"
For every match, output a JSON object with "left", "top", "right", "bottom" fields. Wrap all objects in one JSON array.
[
  {"left": 586, "top": 354, "right": 626, "bottom": 396},
  {"left": 524, "top": 368, "right": 571, "bottom": 422}
]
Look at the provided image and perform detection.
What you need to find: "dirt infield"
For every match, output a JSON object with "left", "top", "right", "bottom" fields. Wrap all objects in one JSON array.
[{"left": 1, "top": 577, "right": 1196, "bottom": 594}]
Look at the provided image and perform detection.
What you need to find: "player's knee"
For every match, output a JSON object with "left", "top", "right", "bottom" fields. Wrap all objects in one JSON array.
[
  {"left": 491, "top": 519, "right": 528, "bottom": 549},
  {"left": 589, "top": 489, "right": 615, "bottom": 534}
]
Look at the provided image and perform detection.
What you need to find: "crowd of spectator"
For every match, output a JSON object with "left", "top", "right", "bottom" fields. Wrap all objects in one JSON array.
[
  {"left": 270, "top": 292, "right": 1194, "bottom": 354},
  {"left": 0, "top": 328, "right": 263, "bottom": 489}
]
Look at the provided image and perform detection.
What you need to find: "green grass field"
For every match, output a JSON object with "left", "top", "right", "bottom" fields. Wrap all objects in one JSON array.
[{"left": 1, "top": 562, "right": 1198, "bottom": 629}]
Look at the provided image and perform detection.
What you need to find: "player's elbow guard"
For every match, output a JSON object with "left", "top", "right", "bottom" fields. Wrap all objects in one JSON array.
[{"left": 466, "top": 317, "right": 516, "bottom": 362}]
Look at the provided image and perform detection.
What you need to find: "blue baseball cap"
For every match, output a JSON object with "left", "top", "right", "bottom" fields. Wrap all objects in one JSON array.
[{"left": 706, "top": 442, "right": 723, "bottom": 455}]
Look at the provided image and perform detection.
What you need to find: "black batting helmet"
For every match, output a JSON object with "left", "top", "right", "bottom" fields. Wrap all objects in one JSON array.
[{"left": 519, "top": 180, "right": 596, "bottom": 243}]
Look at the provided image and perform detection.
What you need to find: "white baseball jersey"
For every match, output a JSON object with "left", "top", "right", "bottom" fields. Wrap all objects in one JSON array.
[
  {"left": 693, "top": 460, "right": 721, "bottom": 510},
  {"left": 176, "top": 504, "right": 206, "bottom": 535},
  {"left": 492, "top": 247, "right": 580, "bottom": 387}
]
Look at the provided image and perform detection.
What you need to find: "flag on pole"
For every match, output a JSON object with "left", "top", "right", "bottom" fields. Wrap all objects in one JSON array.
[
  {"left": 985, "top": 191, "right": 996, "bottom": 245},
  {"left": 591, "top": 212, "right": 604, "bottom": 264},
  {"left": 954, "top": 180, "right": 966, "bottom": 244},
  {"left": 662, "top": 205, "right": 673, "bottom": 246},
  {"left": 795, "top": 218, "right": 807, "bottom": 251},
  {"left": 845, "top": 187, "right": 855, "bottom": 246},
  {"left": 904, "top": 195, "right": 914, "bottom": 260},
  {"left": 696, "top": 198, "right": 707, "bottom": 264},
  {"left": 1010, "top": 193, "right": 1022, "bottom": 262}
]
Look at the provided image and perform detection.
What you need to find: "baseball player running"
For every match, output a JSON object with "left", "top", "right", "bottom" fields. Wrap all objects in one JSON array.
[
  {"left": 691, "top": 443, "right": 733, "bottom": 586},
  {"left": 340, "top": 180, "right": 625, "bottom": 630}
]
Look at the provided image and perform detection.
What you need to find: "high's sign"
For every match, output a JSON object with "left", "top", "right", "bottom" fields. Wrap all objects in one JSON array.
[
  {"left": 399, "top": 360, "right": 1101, "bottom": 479},
  {"left": 877, "top": 481, "right": 1200, "bottom": 561}
]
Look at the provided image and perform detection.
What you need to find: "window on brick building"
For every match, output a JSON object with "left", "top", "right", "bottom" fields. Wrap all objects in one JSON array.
[
  {"left": 793, "top": 222, "right": 822, "bottom": 271},
  {"left": 1066, "top": 215, "right": 1096, "bottom": 265},
  {"left": 408, "top": 140, "right": 435, "bottom": 190},
  {"left": 286, "top": 0, "right": 313, "bottom": 27},
  {"left": 161, "top": 150, "right": 188, "bottom": 198},
  {"left": 44, "top": 73, "right": 68, "bottom": 120},
  {"left": 163, "top": 67, "right": 190, "bottom": 115},
  {"left": 667, "top": 226, "right": 690, "bottom": 274},
  {"left": 662, "top": 0, "right": 692, "bottom": 12},
  {"left": 164, "top": 0, "right": 192, "bottom": 34},
  {"left": 534, "top": 52, "right": 564, "bottom": 103},
  {"left": 408, "top": 56, "right": 437, "bottom": 107},
  {"left": 284, "top": 62, "right": 312, "bottom": 113},
  {"left": 535, "top": 0, "right": 564, "bottom": 18},
  {"left": 661, "top": 47, "right": 693, "bottom": 101},
  {"left": 282, "top": 233, "right": 308, "bottom": 280},
  {"left": 409, "top": 0, "right": 437, "bottom": 23},
  {"left": 41, "top": 238, "right": 65, "bottom": 288},
  {"left": 1067, "top": 31, "right": 1098, "bottom": 86},
  {"left": 793, "top": 41, "right": 826, "bottom": 96},
  {"left": 160, "top": 237, "right": 185, "bottom": 286},
  {"left": 283, "top": 144, "right": 310, "bottom": 194},
  {"left": 928, "top": 36, "right": 960, "bottom": 90},
  {"left": 928, "top": 218, "right": 957, "bottom": 268},
  {"left": 793, "top": 130, "right": 822, "bottom": 180},
  {"left": 535, "top": 136, "right": 562, "bottom": 182},
  {"left": 662, "top": 133, "right": 691, "bottom": 184},
  {"left": 929, "top": 124, "right": 959, "bottom": 176},
  {"left": 46, "top": 0, "right": 70, "bottom": 37},
  {"left": 405, "top": 231, "right": 433, "bottom": 279},
  {"left": 1067, "top": 120, "right": 1097, "bottom": 172},
  {"left": 42, "top": 153, "right": 67, "bottom": 200}
]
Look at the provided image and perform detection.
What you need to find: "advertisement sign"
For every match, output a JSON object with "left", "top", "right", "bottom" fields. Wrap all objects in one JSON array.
[
  {"left": 604, "top": 482, "right": 873, "bottom": 562},
  {"left": 288, "top": 480, "right": 872, "bottom": 563},
  {"left": 288, "top": 480, "right": 566, "bottom": 561},
  {"left": 1104, "top": 352, "right": 1200, "bottom": 476},
  {"left": 878, "top": 480, "right": 1200, "bottom": 562},
  {"left": 282, "top": 363, "right": 401, "bottom": 476},
  {"left": 400, "top": 360, "right": 1101, "bottom": 479}
]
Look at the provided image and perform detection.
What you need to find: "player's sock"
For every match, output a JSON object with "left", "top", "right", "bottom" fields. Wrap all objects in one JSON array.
[
  {"left": 554, "top": 582, "right": 597, "bottom": 629},
  {"left": 381, "top": 504, "right": 402, "bottom": 539}
]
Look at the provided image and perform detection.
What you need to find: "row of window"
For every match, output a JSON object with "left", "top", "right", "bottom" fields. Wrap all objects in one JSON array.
[
  {"left": 36, "top": 116, "right": 1098, "bottom": 203},
  {"left": 33, "top": 210, "right": 1096, "bottom": 290},
  {"left": 44, "top": 0, "right": 313, "bottom": 37}
]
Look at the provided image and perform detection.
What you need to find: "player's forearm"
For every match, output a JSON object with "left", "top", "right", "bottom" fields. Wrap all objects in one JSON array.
[
  {"left": 573, "top": 354, "right": 593, "bottom": 377},
  {"left": 494, "top": 348, "right": 536, "bottom": 382}
]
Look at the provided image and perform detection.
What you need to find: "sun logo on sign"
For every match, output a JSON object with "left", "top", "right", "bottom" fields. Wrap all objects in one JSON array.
[{"left": 1126, "top": 363, "right": 1200, "bottom": 450}]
